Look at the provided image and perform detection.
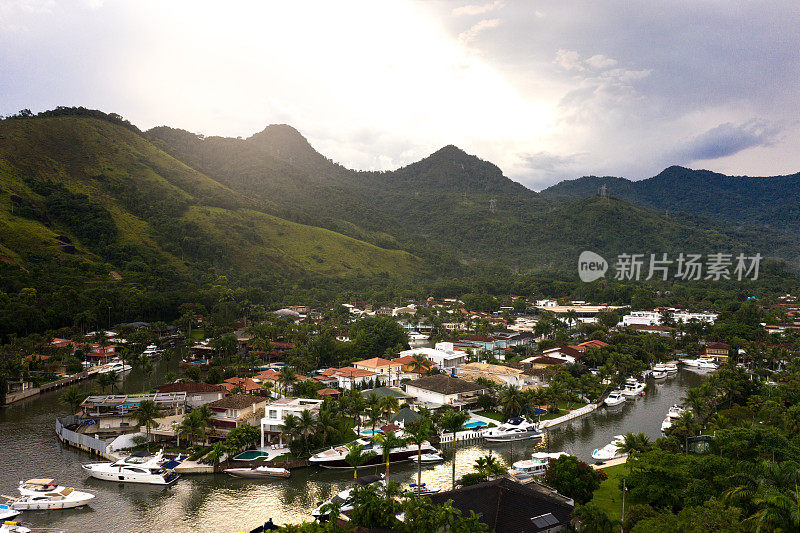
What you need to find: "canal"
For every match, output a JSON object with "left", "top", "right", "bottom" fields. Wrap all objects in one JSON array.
[{"left": 0, "top": 363, "right": 705, "bottom": 532}]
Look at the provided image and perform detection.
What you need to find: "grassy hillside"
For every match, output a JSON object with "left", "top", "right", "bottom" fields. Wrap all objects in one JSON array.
[{"left": 0, "top": 113, "right": 421, "bottom": 283}]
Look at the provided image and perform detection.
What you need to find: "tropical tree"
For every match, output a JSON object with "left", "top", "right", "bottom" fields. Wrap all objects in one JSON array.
[
  {"left": 297, "top": 408, "right": 316, "bottom": 454},
  {"left": 205, "top": 441, "right": 228, "bottom": 465},
  {"left": 366, "top": 392, "right": 381, "bottom": 433},
  {"left": 408, "top": 354, "right": 429, "bottom": 376},
  {"left": 373, "top": 431, "right": 406, "bottom": 481},
  {"left": 404, "top": 419, "right": 433, "bottom": 494},
  {"left": 107, "top": 370, "right": 119, "bottom": 392},
  {"left": 571, "top": 503, "right": 621, "bottom": 533},
  {"left": 60, "top": 385, "right": 86, "bottom": 413},
  {"left": 619, "top": 432, "right": 652, "bottom": 464},
  {"left": 439, "top": 408, "right": 469, "bottom": 489},
  {"left": 498, "top": 384, "right": 524, "bottom": 418},
  {"left": 278, "top": 366, "right": 297, "bottom": 396},
  {"left": 345, "top": 443, "right": 378, "bottom": 480},
  {"left": 279, "top": 413, "right": 300, "bottom": 448},
  {"left": 473, "top": 453, "right": 507, "bottom": 480},
  {"left": 194, "top": 404, "right": 215, "bottom": 444},
  {"left": 134, "top": 400, "right": 162, "bottom": 451},
  {"left": 97, "top": 372, "right": 112, "bottom": 393},
  {"left": 378, "top": 395, "right": 399, "bottom": 422},
  {"left": 178, "top": 411, "right": 204, "bottom": 446},
  {"left": 314, "top": 408, "right": 339, "bottom": 446}
]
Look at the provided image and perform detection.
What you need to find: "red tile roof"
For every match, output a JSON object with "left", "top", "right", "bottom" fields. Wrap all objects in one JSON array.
[{"left": 353, "top": 357, "right": 395, "bottom": 368}]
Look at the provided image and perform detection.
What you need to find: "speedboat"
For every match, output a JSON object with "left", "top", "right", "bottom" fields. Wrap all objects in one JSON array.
[
  {"left": 661, "top": 404, "right": 686, "bottom": 432},
  {"left": 511, "top": 452, "right": 569, "bottom": 477},
  {"left": 408, "top": 452, "right": 444, "bottom": 464},
  {"left": 0, "top": 503, "right": 21, "bottom": 521},
  {"left": 223, "top": 466, "right": 291, "bottom": 479},
  {"left": 651, "top": 369, "right": 667, "bottom": 380},
  {"left": 680, "top": 357, "right": 718, "bottom": 371},
  {"left": 0, "top": 522, "right": 30, "bottom": 533},
  {"left": 82, "top": 449, "right": 180, "bottom": 484},
  {"left": 663, "top": 362, "right": 678, "bottom": 374},
  {"left": 311, "top": 475, "right": 385, "bottom": 519},
  {"left": 96, "top": 360, "right": 132, "bottom": 374},
  {"left": 591, "top": 435, "right": 628, "bottom": 461},
  {"left": 407, "top": 483, "right": 440, "bottom": 495},
  {"left": 621, "top": 378, "right": 645, "bottom": 397},
  {"left": 604, "top": 391, "right": 626, "bottom": 407},
  {"left": 309, "top": 437, "right": 435, "bottom": 469},
  {"left": 7, "top": 487, "right": 95, "bottom": 511},
  {"left": 483, "top": 417, "right": 542, "bottom": 442}
]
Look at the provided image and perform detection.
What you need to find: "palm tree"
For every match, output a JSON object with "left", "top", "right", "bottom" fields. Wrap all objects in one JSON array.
[
  {"left": 134, "top": 400, "right": 162, "bottom": 451},
  {"left": 60, "top": 385, "right": 86, "bottom": 414},
  {"left": 107, "top": 370, "right": 119, "bottom": 392},
  {"left": 724, "top": 460, "right": 800, "bottom": 530},
  {"left": 278, "top": 366, "right": 297, "bottom": 396},
  {"left": 97, "top": 373, "right": 112, "bottom": 393},
  {"left": 347, "top": 393, "right": 366, "bottom": 434},
  {"left": 314, "top": 408, "right": 339, "bottom": 446},
  {"left": 206, "top": 441, "right": 227, "bottom": 465},
  {"left": 366, "top": 392, "right": 381, "bottom": 433},
  {"left": 345, "top": 443, "right": 378, "bottom": 480},
  {"left": 440, "top": 409, "right": 469, "bottom": 489},
  {"left": 409, "top": 354, "right": 429, "bottom": 376},
  {"left": 498, "top": 384, "right": 524, "bottom": 418},
  {"left": 178, "top": 411, "right": 203, "bottom": 446},
  {"left": 473, "top": 453, "right": 507, "bottom": 480},
  {"left": 194, "top": 404, "right": 214, "bottom": 444},
  {"left": 297, "top": 409, "right": 316, "bottom": 454},
  {"left": 404, "top": 419, "right": 433, "bottom": 494},
  {"left": 373, "top": 430, "right": 406, "bottom": 481},
  {"left": 618, "top": 432, "right": 651, "bottom": 464},
  {"left": 571, "top": 503, "right": 621, "bottom": 533},
  {"left": 279, "top": 413, "right": 300, "bottom": 448},
  {"left": 378, "top": 395, "right": 399, "bottom": 422}
]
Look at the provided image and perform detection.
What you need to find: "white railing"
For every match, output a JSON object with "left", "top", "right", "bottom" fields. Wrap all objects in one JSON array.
[{"left": 539, "top": 404, "right": 598, "bottom": 429}]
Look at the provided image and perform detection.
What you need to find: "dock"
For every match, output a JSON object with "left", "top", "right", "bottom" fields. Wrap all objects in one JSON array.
[{"left": 4, "top": 370, "right": 93, "bottom": 405}]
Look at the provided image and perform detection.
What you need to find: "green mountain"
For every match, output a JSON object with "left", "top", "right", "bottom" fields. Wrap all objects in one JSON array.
[
  {"left": 541, "top": 166, "right": 800, "bottom": 231},
  {"left": 0, "top": 112, "right": 422, "bottom": 288}
]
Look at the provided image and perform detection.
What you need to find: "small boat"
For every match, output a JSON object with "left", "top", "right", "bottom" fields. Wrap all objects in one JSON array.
[
  {"left": 483, "top": 417, "right": 542, "bottom": 442},
  {"left": 663, "top": 362, "right": 679, "bottom": 374},
  {"left": 310, "top": 437, "right": 435, "bottom": 469},
  {"left": 511, "top": 452, "right": 569, "bottom": 477},
  {"left": 661, "top": 404, "right": 687, "bottom": 432},
  {"left": 311, "top": 475, "right": 385, "bottom": 519},
  {"left": 223, "top": 466, "right": 291, "bottom": 479},
  {"left": 0, "top": 503, "right": 21, "bottom": 521},
  {"left": 0, "top": 521, "right": 31, "bottom": 533},
  {"left": 82, "top": 449, "right": 180, "bottom": 485},
  {"left": 651, "top": 369, "right": 667, "bottom": 380},
  {"left": 96, "top": 360, "right": 132, "bottom": 374},
  {"left": 679, "top": 358, "right": 718, "bottom": 371},
  {"left": 604, "top": 391, "right": 626, "bottom": 407},
  {"left": 621, "top": 378, "right": 646, "bottom": 397},
  {"left": 6, "top": 487, "right": 95, "bottom": 511},
  {"left": 407, "top": 483, "right": 440, "bottom": 495},
  {"left": 408, "top": 452, "right": 444, "bottom": 464},
  {"left": 591, "top": 435, "right": 628, "bottom": 461}
]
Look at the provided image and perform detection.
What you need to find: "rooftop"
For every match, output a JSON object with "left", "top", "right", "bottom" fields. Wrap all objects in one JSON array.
[
  {"left": 405, "top": 375, "right": 484, "bottom": 396},
  {"left": 459, "top": 362, "right": 522, "bottom": 375},
  {"left": 156, "top": 382, "right": 223, "bottom": 394},
  {"left": 208, "top": 394, "right": 265, "bottom": 411}
]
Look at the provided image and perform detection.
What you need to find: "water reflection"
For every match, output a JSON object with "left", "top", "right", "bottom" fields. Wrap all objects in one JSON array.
[{"left": 0, "top": 365, "right": 704, "bottom": 531}]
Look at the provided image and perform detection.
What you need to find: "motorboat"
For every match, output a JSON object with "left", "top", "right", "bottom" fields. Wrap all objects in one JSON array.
[
  {"left": 96, "top": 360, "right": 132, "bottom": 374},
  {"left": 651, "top": 369, "right": 667, "bottom": 380},
  {"left": 483, "top": 417, "right": 543, "bottom": 442},
  {"left": 661, "top": 404, "right": 687, "bottom": 432},
  {"left": 621, "top": 378, "right": 646, "bottom": 397},
  {"left": 408, "top": 332, "right": 428, "bottom": 342},
  {"left": 407, "top": 483, "right": 440, "bottom": 495},
  {"left": 6, "top": 487, "right": 95, "bottom": 511},
  {"left": 604, "top": 391, "right": 626, "bottom": 407},
  {"left": 309, "top": 437, "right": 435, "bottom": 469},
  {"left": 0, "top": 503, "right": 21, "bottom": 521},
  {"left": 0, "top": 522, "right": 30, "bottom": 533},
  {"left": 82, "top": 449, "right": 180, "bottom": 484},
  {"left": 311, "top": 475, "right": 385, "bottom": 519},
  {"left": 142, "top": 345, "right": 161, "bottom": 358},
  {"left": 408, "top": 452, "right": 444, "bottom": 464},
  {"left": 511, "top": 452, "right": 570, "bottom": 477},
  {"left": 679, "top": 357, "right": 718, "bottom": 371},
  {"left": 591, "top": 435, "right": 628, "bottom": 461},
  {"left": 223, "top": 466, "right": 291, "bottom": 479},
  {"left": 663, "top": 362, "right": 679, "bottom": 374}
]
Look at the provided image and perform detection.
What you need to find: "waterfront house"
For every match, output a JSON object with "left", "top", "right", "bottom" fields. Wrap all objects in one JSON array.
[
  {"left": 318, "top": 366, "right": 383, "bottom": 390},
  {"left": 352, "top": 357, "right": 402, "bottom": 386},
  {"left": 455, "top": 362, "right": 537, "bottom": 388},
  {"left": 260, "top": 396, "right": 323, "bottom": 447},
  {"left": 391, "top": 354, "right": 433, "bottom": 379},
  {"left": 703, "top": 342, "right": 731, "bottom": 362},
  {"left": 428, "top": 477, "right": 574, "bottom": 533},
  {"left": 207, "top": 394, "right": 267, "bottom": 434},
  {"left": 403, "top": 375, "right": 485, "bottom": 409},
  {"left": 541, "top": 345, "right": 584, "bottom": 363},
  {"left": 155, "top": 382, "right": 225, "bottom": 408},
  {"left": 399, "top": 345, "right": 467, "bottom": 372}
]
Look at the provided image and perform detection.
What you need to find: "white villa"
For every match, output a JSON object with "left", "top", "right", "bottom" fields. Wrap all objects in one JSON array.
[{"left": 260, "top": 397, "right": 324, "bottom": 447}]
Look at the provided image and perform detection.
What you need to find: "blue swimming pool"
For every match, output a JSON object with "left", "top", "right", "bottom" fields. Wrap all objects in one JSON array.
[
  {"left": 463, "top": 420, "right": 488, "bottom": 429},
  {"left": 360, "top": 429, "right": 384, "bottom": 436},
  {"left": 233, "top": 450, "right": 270, "bottom": 461}
]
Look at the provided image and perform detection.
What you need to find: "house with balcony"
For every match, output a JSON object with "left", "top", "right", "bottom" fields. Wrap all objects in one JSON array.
[
  {"left": 207, "top": 394, "right": 267, "bottom": 434},
  {"left": 352, "top": 357, "right": 402, "bottom": 386},
  {"left": 400, "top": 345, "right": 467, "bottom": 373},
  {"left": 318, "top": 367, "right": 383, "bottom": 390},
  {"left": 260, "top": 396, "right": 324, "bottom": 447}
]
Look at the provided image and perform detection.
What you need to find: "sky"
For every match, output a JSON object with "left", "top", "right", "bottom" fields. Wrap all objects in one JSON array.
[{"left": 1, "top": 0, "right": 799, "bottom": 190}]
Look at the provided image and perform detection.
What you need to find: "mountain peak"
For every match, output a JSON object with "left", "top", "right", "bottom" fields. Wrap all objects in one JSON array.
[{"left": 246, "top": 124, "right": 334, "bottom": 172}]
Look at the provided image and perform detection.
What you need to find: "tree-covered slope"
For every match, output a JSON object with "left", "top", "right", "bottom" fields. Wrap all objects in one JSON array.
[{"left": 541, "top": 166, "right": 800, "bottom": 231}]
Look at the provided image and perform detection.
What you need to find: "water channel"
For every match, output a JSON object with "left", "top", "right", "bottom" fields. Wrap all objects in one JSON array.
[{"left": 0, "top": 360, "right": 705, "bottom": 532}]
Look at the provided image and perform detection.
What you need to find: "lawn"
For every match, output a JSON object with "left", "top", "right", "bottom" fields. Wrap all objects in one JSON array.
[
  {"left": 475, "top": 410, "right": 505, "bottom": 422},
  {"left": 589, "top": 463, "right": 627, "bottom": 521}
]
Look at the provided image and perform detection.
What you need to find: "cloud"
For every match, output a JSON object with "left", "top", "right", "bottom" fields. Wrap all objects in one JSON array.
[
  {"left": 671, "top": 120, "right": 783, "bottom": 162},
  {"left": 554, "top": 49, "right": 584, "bottom": 71},
  {"left": 452, "top": 1, "right": 503, "bottom": 16},
  {"left": 585, "top": 54, "right": 617, "bottom": 69},
  {"left": 458, "top": 18, "right": 500, "bottom": 43}
]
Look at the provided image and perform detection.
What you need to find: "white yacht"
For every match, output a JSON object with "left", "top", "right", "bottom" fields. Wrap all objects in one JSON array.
[
  {"left": 621, "top": 378, "right": 646, "bottom": 397},
  {"left": 680, "top": 357, "right": 718, "bottom": 371},
  {"left": 82, "top": 450, "right": 180, "bottom": 484},
  {"left": 663, "top": 362, "right": 679, "bottom": 374},
  {"left": 591, "top": 435, "right": 628, "bottom": 461},
  {"left": 661, "top": 404, "right": 687, "bottom": 432},
  {"left": 311, "top": 475, "right": 385, "bottom": 519},
  {"left": 96, "top": 360, "right": 132, "bottom": 374},
  {"left": 408, "top": 452, "right": 444, "bottom": 464},
  {"left": 408, "top": 332, "right": 428, "bottom": 342},
  {"left": 309, "top": 437, "right": 435, "bottom": 469},
  {"left": 511, "top": 452, "right": 570, "bottom": 477},
  {"left": 651, "top": 368, "right": 667, "bottom": 380},
  {"left": 604, "top": 390, "right": 626, "bottom": 407},
  {"left": 142, "top": 344, "right": 160, "bottom": 357},
  {"left": 483, "top": 417, "right": 542, "bottom": 442},
  {"left": 7, "top": 487, "right": 95, "bottom": 511},
  {"left": 223, "top": 466, "right": 291, "bottom": 479}
]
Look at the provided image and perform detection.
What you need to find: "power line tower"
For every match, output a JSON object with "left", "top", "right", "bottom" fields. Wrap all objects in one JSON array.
[{"left": 489, "top": 198, "right": 496, "bottom": 213}]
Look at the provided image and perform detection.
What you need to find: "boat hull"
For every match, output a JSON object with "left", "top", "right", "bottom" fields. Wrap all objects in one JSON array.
[
  {"left": 224, "top": 468, "right": 290, "bottom": 479},
  {"left": 310, "top": 448, "right": 424, "bottom": 469},
  {"left": 82, "top": 465, "right": 179, "bottom": 485},
  {"left": 484, "top": 432, "right": 542, "bottom": 442},
  {"left": 11, "top": 494, "right": 95, "bottom": 511}
]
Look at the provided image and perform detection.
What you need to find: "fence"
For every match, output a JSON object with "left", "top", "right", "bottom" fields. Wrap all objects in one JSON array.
[
  {"left": 55, "top": 415, "right": 112, "bottom": 458},
  {"left": 438, "top": 429, "right": 487, "bottom": 444}
]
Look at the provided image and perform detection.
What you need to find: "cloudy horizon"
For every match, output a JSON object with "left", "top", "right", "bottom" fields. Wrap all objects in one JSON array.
[{"left": 2, "top": 0, "right": 799, "bottom": 189}]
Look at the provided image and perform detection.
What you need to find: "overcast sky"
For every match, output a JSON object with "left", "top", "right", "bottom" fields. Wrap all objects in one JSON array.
[{"left": 2, "top": 0, "right": 799, "bottom": 189}]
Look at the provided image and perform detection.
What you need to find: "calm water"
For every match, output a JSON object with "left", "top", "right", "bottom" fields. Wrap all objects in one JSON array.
[{"left": 0, "top": 364, "right": 704, "bottom": 533}]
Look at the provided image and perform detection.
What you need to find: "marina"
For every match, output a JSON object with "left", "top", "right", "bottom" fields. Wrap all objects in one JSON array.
[{"left": 0, "top": 362, "right": 705, "bottom": 531}]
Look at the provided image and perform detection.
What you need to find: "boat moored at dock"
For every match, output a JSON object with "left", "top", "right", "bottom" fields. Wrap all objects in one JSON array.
[
  {"left": 482, "top": 417, "right": 542, "bottom": 442},
  {"left": 82, "top": 450, "right": 180, "bottom": 485}
]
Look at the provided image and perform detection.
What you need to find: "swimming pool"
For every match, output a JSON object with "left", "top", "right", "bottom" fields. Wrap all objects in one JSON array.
[
  {"left": 233, "top": 450, "right": 270, "bottom": 461},
  {"left": 463, "top": 420, "right": 488, "bottom": 429},
  {"left": 360, "top": 429, "right": 384, "bottom": 436}
]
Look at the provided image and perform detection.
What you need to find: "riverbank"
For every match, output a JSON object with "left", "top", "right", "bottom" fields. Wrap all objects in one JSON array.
[{"left": 589, "top": 463, "right": 627, "bottom": 520}]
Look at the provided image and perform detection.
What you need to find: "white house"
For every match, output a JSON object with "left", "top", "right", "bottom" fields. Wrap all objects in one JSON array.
[
  {"left": 260, "top": 397, "right": 324, "bottom": 447},
  {"left": 404, "top": 375, "right": 486, "bottom": 408},
  {"left": 318, "top": 367, "right": 384, "bottom": 390},
  {"left": 399, "top": 345, "right": 467, "bottom": 372},
  {"left": 621, "top": 309, "right": 718, "bottom": 327}
]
